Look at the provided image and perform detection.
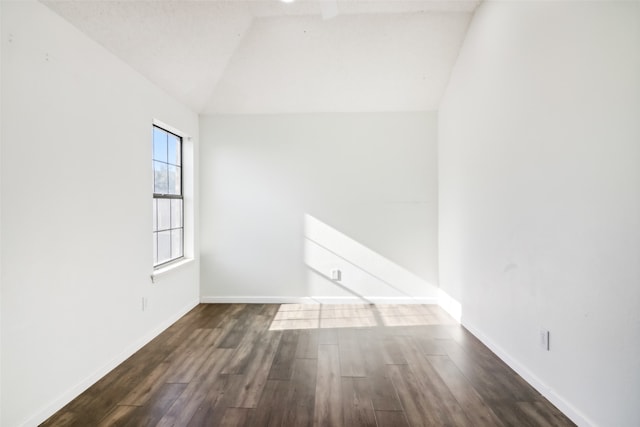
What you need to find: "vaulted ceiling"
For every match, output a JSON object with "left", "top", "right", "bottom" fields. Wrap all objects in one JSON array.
[{"left": 43, "top": 0, "right": 479, "bottom": 114}]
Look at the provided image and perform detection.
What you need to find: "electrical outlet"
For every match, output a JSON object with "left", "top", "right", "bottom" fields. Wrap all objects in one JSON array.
[
  {"left": 330, "top": 269, "right": 342, "bottom": 281},
  {"left": 539, "top": 329, "right": 550, "bottom": 351}
]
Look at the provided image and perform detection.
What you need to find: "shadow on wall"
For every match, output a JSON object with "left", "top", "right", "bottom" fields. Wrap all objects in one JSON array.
[{"left": 303, "top": 214, "right": 439, "bottom": 303}]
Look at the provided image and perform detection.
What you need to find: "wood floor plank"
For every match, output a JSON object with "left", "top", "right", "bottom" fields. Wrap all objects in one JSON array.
[
  {"left": 374, "top": 410, "right": 410, "bottom": 427},
  {"left": 420, "top": 324, "right": 457, "bottom": 340},
  {"left": 282, "top": 358, "right": 318, "bottom": 427},
  {"left": 260, "top": 303, "right": 281, "bottom": 319},
  {"left": 43, "top": 387, "right": 126, "bottom": 426},
  {"left": 295, "top": 329, "right": 319, "bottom": 359},
  {"left": 119, "top": 362, "right": 172, "bottom": 406},
  {"left": 40, "top": 411, "right": 77, "bottom": 427},
  {"left": 165, "top": 328, "right": 223, "bottom": 383},
  {"left": 158, "top": 305, "right": 215, "bottom": 349},
  {"left": 489, "top": 403, "right": 540, "bottom": 427},
  {"left": 268, "top": 329, "right": 300, "bottom": 380},
  {"left": 119, "top": 382, "right": 187, "bottom": 427},
  {"left": 156, "top": 348, "right": 235, "bottom": 426},
  {"left": 517, "top": 401, "right": 576, "bottom": 427},
  {"left": 217, "top": 304, "right": 262, "bottom": 348},
  {"left": 416, "top": 336, "right": 456, "bottom": 356},
  {"left": 366, "top": 372, "right": 404, "bottom": 412},
  {"left": 314, "top": 344, "right": 343, "bottom": 427},
  {"left": 427, "top": 355, "right": 504, "bottom": 427},
  {"left": 218, "top": 360, "right": 310, "bottom": 427},
  {"left": 360, "top": 329, "right": 404, "bottom": 412},
  {"left": 230, "top": 330, "right": 284, "bottom": 408},
  {"left": 386, "top": 364, "right": 444, "bottom": 426},
  {"left": 186, "top": 374, "right": 246, "bottom": 427},
  {"left": 42, "top": 304, "right": 576, "bottom": 427},
  {"left": 338, "top": 328, "right": 367, "bottom": 377},
  {"left": 449, "top": 327, "right": 539, "bottom": 402},
  {"left": 379, "top": 335, "right": 408, "bottom": 365},
  {"left": 193, "top": 303, "right": 231, "bottom": 328},
  {"left": 532, "top": 400, "right": 577, "bottom": 426},
  {"left": 342, "top": 377, "right": 377, "bottom": 427},
  {"left": 220, "top": 407, "right": 253, "bottom": 427},
  {"left": 318, "top": 328, "right": 338, "bottom": 345},
  {"left": 246, "top": 379, "right": 289, "bottom": 427},
  {"left": 398, "top": 337, "right": 472, "bottom": 426},
  {"left": 46, "top": 343, "right": 171, "bottom": 425},
  {"left": 96, "top": 405, "right": 137, "bottom": 427},
  {"left": 162, "top": 328, "right": 209, "bottom": 363},
  {"left": 444, "top": 339, "right": 517, "bottom": 402},
  {"left": 220, "top": 323, "right": 264, "bottom": 375}
]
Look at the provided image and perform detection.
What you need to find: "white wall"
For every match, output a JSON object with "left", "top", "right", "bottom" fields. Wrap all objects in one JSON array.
[
  {"left": 0, "top": 0, "right": 3, "bottom": 422},
  {"left": 200, "top": 113, "right": 438, "bottom": 303},
  {"left": 439, "top": 1, "right": 640, "bottom": 426},
  {"left": 1, "top": 2, "right": 199, "bottom": 426}
]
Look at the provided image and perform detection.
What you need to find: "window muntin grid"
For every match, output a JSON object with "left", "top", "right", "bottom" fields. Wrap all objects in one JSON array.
[{"left": 152, "top": 126, "right": 183, "bottom": 267}]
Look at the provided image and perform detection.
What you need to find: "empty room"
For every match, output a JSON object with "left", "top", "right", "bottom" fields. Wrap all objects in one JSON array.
[{"left": 1, "top": 0, "right": 638, "bottom": 426}]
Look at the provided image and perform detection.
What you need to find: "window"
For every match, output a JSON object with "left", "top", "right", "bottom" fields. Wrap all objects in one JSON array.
[{"left": 152, "top": 125, "right": 183, "bottom": 267}]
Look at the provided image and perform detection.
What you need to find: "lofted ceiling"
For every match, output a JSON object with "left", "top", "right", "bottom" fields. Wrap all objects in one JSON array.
[{"left": 43, "top": 0, "right": 479, "bottom": 114}]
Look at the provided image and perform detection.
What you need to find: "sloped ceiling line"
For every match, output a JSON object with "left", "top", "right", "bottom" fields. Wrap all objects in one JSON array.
[{"left": 43, "top": 0, "right": 478, "bottom": 114}]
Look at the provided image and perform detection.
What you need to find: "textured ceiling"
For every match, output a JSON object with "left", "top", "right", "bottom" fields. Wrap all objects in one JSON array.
[{"left": 43, "top": 0, "right": 479, "bottom": 114}]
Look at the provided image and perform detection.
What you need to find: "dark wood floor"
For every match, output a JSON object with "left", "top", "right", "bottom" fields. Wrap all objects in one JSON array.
[{"left": 42, "top": 303, "right": 575, "bottom": 427}]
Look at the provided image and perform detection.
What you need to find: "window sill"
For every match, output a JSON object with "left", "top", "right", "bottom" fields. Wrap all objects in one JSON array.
[{"left": 151, "top": 258, "right": 194, "bottom": 283}]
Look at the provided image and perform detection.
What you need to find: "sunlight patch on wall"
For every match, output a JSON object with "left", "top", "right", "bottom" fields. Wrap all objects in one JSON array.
[
  {"left": 303, "top": 214, "right": 438, "bottom": 302},
  {"left": 438, "top": 288, "right": 462, "bottom": 323}
]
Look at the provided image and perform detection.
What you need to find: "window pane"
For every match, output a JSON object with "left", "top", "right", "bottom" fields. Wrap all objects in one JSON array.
[
  {"left": 153, "top": 199, "right": 158, "bottom": 231},
  {"left": 168, "top": 134, "right": 181, "bottom": 165},
  {"left": 168, "top": 165, "right": 181, "bottom": 195},
  {"left": 157, "top": 231, "right": 171, "bottom": 264},
  {"left": 154, "top": 161, "right": 169, "bottom": 194},
  {"left": 171, "top": 228, "right": 183, "bottom": 259},
  {"left": 171, "top": 199, "right": 182, "bottom": 228},
  {"left": 153, "top": 126, "right": 184, "bottom": 268},
  {"left": 153, "top": 128, "right": 168, "bottom": 162},
  {"left": 153, "top": 232, "right": 158, "bottom": 265},
  {"left": 157, "top": 198, "right": 170, "bottom": 231}
]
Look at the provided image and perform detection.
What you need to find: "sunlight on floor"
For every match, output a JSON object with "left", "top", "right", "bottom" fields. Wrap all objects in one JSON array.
[{"left": 268, "top": 304, "right": 458, "bottom": 331}]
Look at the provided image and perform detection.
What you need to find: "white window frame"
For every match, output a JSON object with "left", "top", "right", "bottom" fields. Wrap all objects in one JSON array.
[{"left": 151, "top": 119, "right": 194, "bottom": 278}]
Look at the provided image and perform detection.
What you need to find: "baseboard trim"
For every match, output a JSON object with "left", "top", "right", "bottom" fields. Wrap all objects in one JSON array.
[
  {"left": 201, "top": 296, "right": 314, "bottom": 304},
  {"left": 25, "top": 299, "right": 199, "bottom": 427},
  {"left": 200, "top": 296, "right": 439, "bottom": 305},
  {"left": 462, "top": 321, "right": 596, "bottom": 427}
]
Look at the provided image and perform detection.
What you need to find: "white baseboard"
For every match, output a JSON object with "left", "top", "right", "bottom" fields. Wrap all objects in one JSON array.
[
  {"left": 25, "top": 299, "right": 199, "bottom": 427},
  {"left": 462, "top": 321, "right": 596, "bottom": 427},
  {"left": 200, "top": 296, "right": 439, "bottom": 305},
  {"left": 201, "top": 296, "right": 314, "bottom": 304}
]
